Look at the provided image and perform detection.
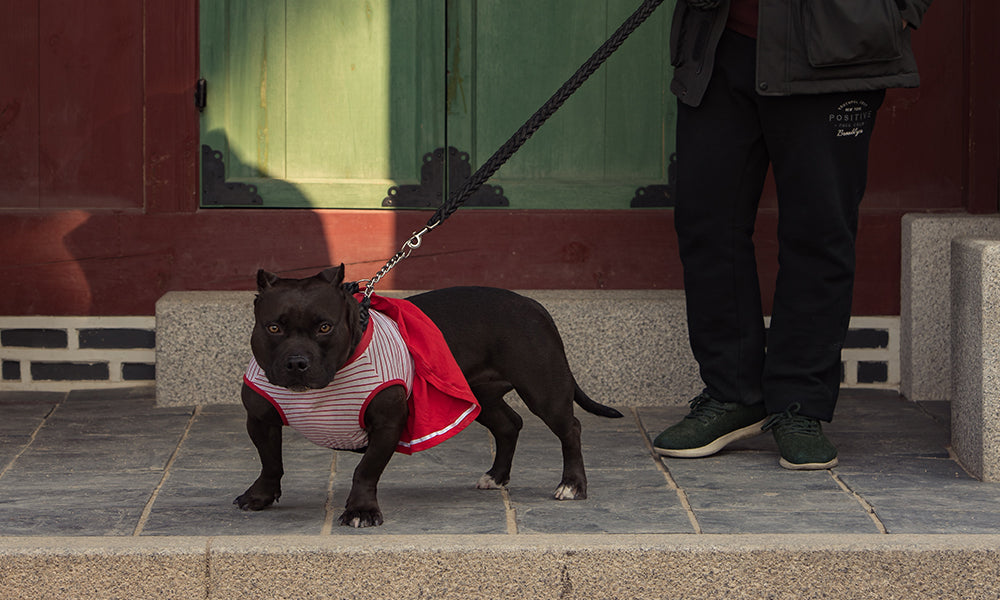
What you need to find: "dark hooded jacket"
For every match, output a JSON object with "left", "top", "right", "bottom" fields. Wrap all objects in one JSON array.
[{"left": 670, "top": 0, "right": 933, "bottom": 106}]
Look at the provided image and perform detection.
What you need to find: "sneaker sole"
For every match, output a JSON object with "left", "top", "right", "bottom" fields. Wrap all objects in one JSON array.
[
  {"left": 778, "top": 456, "right": 839, "bottom": 470},
  {"left": 654, "top": 418, "right": 768, "bottom": 458}
]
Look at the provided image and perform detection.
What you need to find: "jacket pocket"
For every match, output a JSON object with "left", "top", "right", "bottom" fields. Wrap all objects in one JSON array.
[{"left": 801, "top": 0, "right": 902, "bottom": 67}]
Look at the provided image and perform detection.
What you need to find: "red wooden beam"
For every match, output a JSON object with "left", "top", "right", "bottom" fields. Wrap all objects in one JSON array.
[{"left": 0, "top": 208, "right": 907, "bottom": 317}]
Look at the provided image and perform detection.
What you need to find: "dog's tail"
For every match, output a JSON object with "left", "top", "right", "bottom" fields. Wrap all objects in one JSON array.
[{"left": 573, "top": 383, "right": 624, "bottom": 418}]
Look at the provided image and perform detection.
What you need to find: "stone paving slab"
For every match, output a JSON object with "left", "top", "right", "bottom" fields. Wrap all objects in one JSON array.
[
  {"left": 6, "top": 387, "right": 1000, "bottom": 598},
  {"left": 2, "top": 387, "right": 1000, "bottom": 540}
]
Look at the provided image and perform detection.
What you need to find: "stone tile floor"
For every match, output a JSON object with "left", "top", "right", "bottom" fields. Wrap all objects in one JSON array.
[{"left": 2, "top": 387, "right": 999, "bottom": 537}]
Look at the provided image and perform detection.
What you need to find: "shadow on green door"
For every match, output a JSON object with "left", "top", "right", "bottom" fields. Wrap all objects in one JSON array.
[{"left": 198, "top": 0, "right": 676, "bottom": 210}]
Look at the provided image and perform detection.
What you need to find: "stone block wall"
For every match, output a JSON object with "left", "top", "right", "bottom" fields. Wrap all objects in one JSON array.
[
  {"left": 901, "top": 213, "right": 1000, "bottom": 401},
  {"left": 0, "top": 317, "right": 156, "bottom": 391}
]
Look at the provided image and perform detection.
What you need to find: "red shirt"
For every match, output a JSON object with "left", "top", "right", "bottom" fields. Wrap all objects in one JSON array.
[{"left": 726, "top": 0, "right": 759, "bottom": 39}]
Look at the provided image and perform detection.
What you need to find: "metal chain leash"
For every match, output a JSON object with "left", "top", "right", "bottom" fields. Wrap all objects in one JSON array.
[
  {"left": 362, "top": 0, "right": 666, "bottom": 301},
  {"left": 363, "top": 225, "right": 437, "bottom": 299}
]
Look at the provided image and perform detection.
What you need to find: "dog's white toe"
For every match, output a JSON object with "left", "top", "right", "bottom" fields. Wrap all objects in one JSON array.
[
  {"left": 476, "top": 474, "right": 504, "bottom": 490},
  {"left": 553, "top": 484, "right": 579, "bottom": 500}
]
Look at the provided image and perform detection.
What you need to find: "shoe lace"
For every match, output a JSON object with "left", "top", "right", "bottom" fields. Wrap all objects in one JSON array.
[
  {"left": 684, "top": 392, "right": 728, "bottom": 424},
  {"left": 761, "top": 402, "right": 821, "bottom": 436}
]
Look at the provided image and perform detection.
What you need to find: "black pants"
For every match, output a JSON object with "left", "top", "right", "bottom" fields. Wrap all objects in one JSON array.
[{"left": 674, "top": 31, "right": 885, "bottom": 422}]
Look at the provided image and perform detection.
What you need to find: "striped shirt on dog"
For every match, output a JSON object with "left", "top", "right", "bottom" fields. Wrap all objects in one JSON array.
[{"left": 244, "top": 299, "right": 480, "bottom": 454}]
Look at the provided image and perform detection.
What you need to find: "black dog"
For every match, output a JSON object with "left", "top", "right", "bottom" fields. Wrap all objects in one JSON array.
[{"left": 235, "top": 265, "right": 622, "bottom": 527}]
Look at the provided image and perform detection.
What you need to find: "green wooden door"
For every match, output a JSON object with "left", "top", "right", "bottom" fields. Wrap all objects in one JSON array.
[
  {"left": 200, "top": 0, "right": 446, "bottom": 208},
  {"left": 447, "top": 0, "right": 676, "bottom": 209},
  {"left": 199, "top": 0, "right": 675, "bottom": 209}
]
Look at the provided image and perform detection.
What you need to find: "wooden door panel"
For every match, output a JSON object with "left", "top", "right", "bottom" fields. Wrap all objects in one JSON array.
[
  {"left": 201, "top": 0, "right": 674, "bottom": 209},
  {"left": 39, "top": 0, "right": 144, "bottom": 209},
  {"left": 448, "top": 0, "right": 676, "bottom": 209},
  {"left": 200, "top": 0, "right": 445, "bottom": 208},
  {"left": 0, "top": 1, "right": 40, "bottom": 207},
  {"left": 0, "top": 0, "right": 142, "bottom": 209}
]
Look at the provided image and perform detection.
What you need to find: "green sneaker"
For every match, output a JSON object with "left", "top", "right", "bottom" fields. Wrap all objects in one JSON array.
[
  {"left": 653, "top": 392, "right": 767, "bottom": 458},
  {"left": 762, "top": 403, "right": 839, "bottom": 470}
]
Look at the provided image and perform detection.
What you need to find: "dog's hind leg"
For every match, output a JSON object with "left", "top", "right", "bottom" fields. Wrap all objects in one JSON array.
[
  {"left": 515, "top": 384, "right": 588, "bottom": 500},
  {"left": 472, "top": 383, "right": 522, "bottom": 490}
]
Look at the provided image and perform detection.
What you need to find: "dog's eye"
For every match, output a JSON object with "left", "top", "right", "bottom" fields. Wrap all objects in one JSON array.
[
  {"left": 266, "top": 323, "right": 282, "bottom": 335},
  {"left": 317, "top": 322, "right": 333, "bottom": 335}
]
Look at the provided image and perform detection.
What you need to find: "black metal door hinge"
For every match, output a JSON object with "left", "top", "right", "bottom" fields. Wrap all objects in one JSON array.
[
  {"left": 631, "top": 152, "right": 677, "bottom": 208},
  {"left": 195, "top": 79, "right": 207, "bottom": 112}
]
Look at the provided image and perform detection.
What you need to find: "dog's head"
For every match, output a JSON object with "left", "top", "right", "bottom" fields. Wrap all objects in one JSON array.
[{"left": 250, "top": 265, "right": 364, "bottom": 391}]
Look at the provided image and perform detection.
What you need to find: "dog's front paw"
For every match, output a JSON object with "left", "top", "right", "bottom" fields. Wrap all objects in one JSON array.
[
  {"left": 476, "top": 473, "right": 506, "bottom": 490},
  {"left": 234, "top": 480, "right": 281, "bottom": 511},
  {"left": 339, "top": 508, "right": 384, "bottom": 528}
]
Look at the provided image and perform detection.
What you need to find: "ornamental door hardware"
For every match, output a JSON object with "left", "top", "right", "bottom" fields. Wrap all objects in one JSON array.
[
  {"left": 201, "top": 144, "right": 264, "bottom": 206},
  {"left": 631, "top": 152, "right": 676, "bottom": 208},
  {"left": 383, "top": 147, "right": 508, "bottom": 208}
]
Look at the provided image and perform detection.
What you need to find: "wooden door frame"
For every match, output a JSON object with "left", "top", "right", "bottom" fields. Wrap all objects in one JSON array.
[{"left": 963, "top": 0, "right": 999, "bottom": 214}]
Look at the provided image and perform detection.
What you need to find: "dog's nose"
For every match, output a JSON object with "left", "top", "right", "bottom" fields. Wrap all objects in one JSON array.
[{"left": 286, "top": 355, "right": 310, "bottom": 372}]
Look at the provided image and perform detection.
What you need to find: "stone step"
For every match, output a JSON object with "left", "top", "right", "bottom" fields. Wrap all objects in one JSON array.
[
  {"left": 154, "top": 289, "right": 702, "bottom": 407},
  {"left": 154, "top": 289, "right": 897, "bottom": 408},
  {"left": 3, "top": 534, "right": 998, "bottom": 599}
]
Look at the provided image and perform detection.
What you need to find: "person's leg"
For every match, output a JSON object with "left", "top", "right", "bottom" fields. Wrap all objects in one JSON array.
[
  {"left": 757, "top": 89, "right": 885, "bottom": 469},
  {"left": 761, "top": 89, "right": 885, "bottom": 420},
  {"left": 674, "top": 31, "right": 770, "bottom": 408},
  {"left": 655, "top": 31, "right": 769, "bottom": 458}
]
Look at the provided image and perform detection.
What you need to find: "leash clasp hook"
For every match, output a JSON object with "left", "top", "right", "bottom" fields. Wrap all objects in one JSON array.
[{"left": 363, "top": 223, "right": 437, "bottom": 300}]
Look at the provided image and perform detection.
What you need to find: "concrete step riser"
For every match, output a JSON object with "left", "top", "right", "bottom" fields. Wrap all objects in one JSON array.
[
  {"left": 154, "top": 290, "right": 898, "bottom": 408},
  {"left": 3, "top": 534, "right": 998, "bottom": 599},
  {"left": 155, "top": 290, "right": 703, "bottom": 407}
]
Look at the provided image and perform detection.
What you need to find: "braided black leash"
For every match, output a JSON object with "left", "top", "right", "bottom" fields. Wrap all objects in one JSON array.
[{"left": 357, "top": 0, "right": 666, "bottom": 310}]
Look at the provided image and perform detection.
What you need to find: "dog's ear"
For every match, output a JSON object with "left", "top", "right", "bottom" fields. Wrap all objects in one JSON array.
[
  {"left": 257, "top": 270, "right": 281, "bottom": 291},
  {"left": 318, "top": 264, "right": 346, "bottom": 287}
]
